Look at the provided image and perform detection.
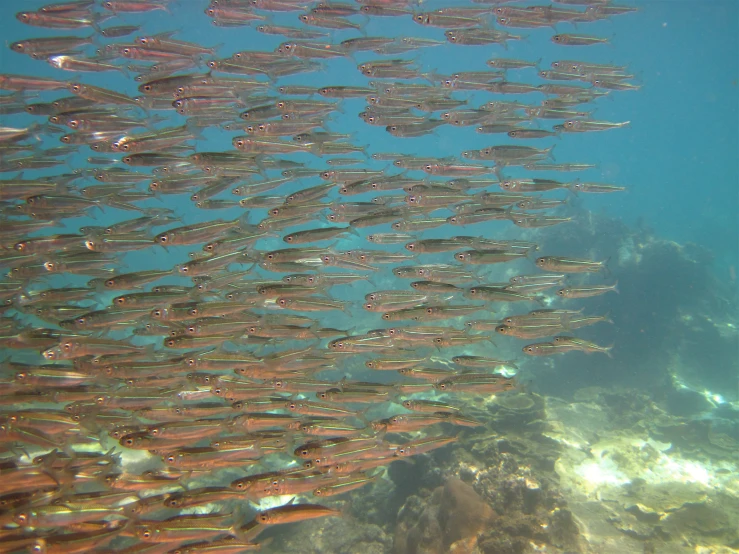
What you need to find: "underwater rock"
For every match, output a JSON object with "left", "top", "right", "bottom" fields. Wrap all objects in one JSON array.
[
  {"left": 394, "top": 477, "right": 495, "bottom": 554},
  {"left": 549, "top": 389, "right": 739, "bottom": 553},
  {"left": 348, "top": 465, "right": 400, "bottom": 528},
  {"left": 647, "top": 411, "right": 739, "bottom": 462},
  {"left": 664, "top": 385, "right": 717, "bottom": 417},
  {"left": 531, "top": 220, "right": 734, "bottom": 401},
  {"left": 669, "top": 310, "right": 739, "bottom": 400},
  {"left": 487, "top": 393, "right": 547, "bottom": 430},
  {"left": 276, "top": 517, "right": 393, "bottom": 554}
]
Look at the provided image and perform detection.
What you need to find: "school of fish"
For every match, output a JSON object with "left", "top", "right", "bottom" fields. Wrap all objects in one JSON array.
[{"left": 0, "top": 0, "right": 637, "bottom": 551}]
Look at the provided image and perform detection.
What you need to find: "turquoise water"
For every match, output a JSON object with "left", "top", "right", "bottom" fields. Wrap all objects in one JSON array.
[{"left": 0, "top": 1, "right": 737, "bottom": 553}]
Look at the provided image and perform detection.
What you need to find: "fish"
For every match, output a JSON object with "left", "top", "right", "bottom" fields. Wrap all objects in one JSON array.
[
  {"left": 522, "top": 342, "right": 569, "bottom": 356},
  {"left": 0, "top": 0, "right": 637, "bottom": 550},
  {"left": 535, "top": 256, "right": 609, "bottom": 273},
  {"left": 551, "top": 34, "right": 610, "bottom": 45},
  {"left": 569, "top": 182, "right": 626, "bottom": 193},
  {"left": 552, "top": 335, "right": 614, "bottom": 356},
  {"left": 557, "top": 283, "right": 619, "bottom": 298},
  {"left": 255, "top": 503, "right": 342, "bottom": 524},
  {"left": 561, "top": 120, "right": 631, "bottom": 132}
]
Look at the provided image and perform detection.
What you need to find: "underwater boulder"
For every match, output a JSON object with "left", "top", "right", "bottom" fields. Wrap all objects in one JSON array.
[{"left": 394, "top": 477, "right": 495, "bottom": 554}]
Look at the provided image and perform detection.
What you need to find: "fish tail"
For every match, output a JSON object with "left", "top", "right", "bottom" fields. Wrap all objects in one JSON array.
[{"left": 600, "top": 256, "right": 611, "bottom": 278}]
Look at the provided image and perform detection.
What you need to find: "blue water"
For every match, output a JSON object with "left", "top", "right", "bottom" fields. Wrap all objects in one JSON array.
[{"left": 1, "top": 0, "right": 737, "bottom": 551}]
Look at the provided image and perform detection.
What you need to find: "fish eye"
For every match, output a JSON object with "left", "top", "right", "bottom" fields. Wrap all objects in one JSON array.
[
  {"left": 76, "top": 317, "right": 87, "bottom": 325},
  {"left": 285, "top": 236, "right": 293, "bottom": 242},
  {"left": 553, "top": 35, "right": 561, "bottom": 42},
  {"left": 235, "top": 140, "right": 244, "bottom": 148},
  {"left": 158, "top": 235, "right": 168, "bottom": 243}
]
